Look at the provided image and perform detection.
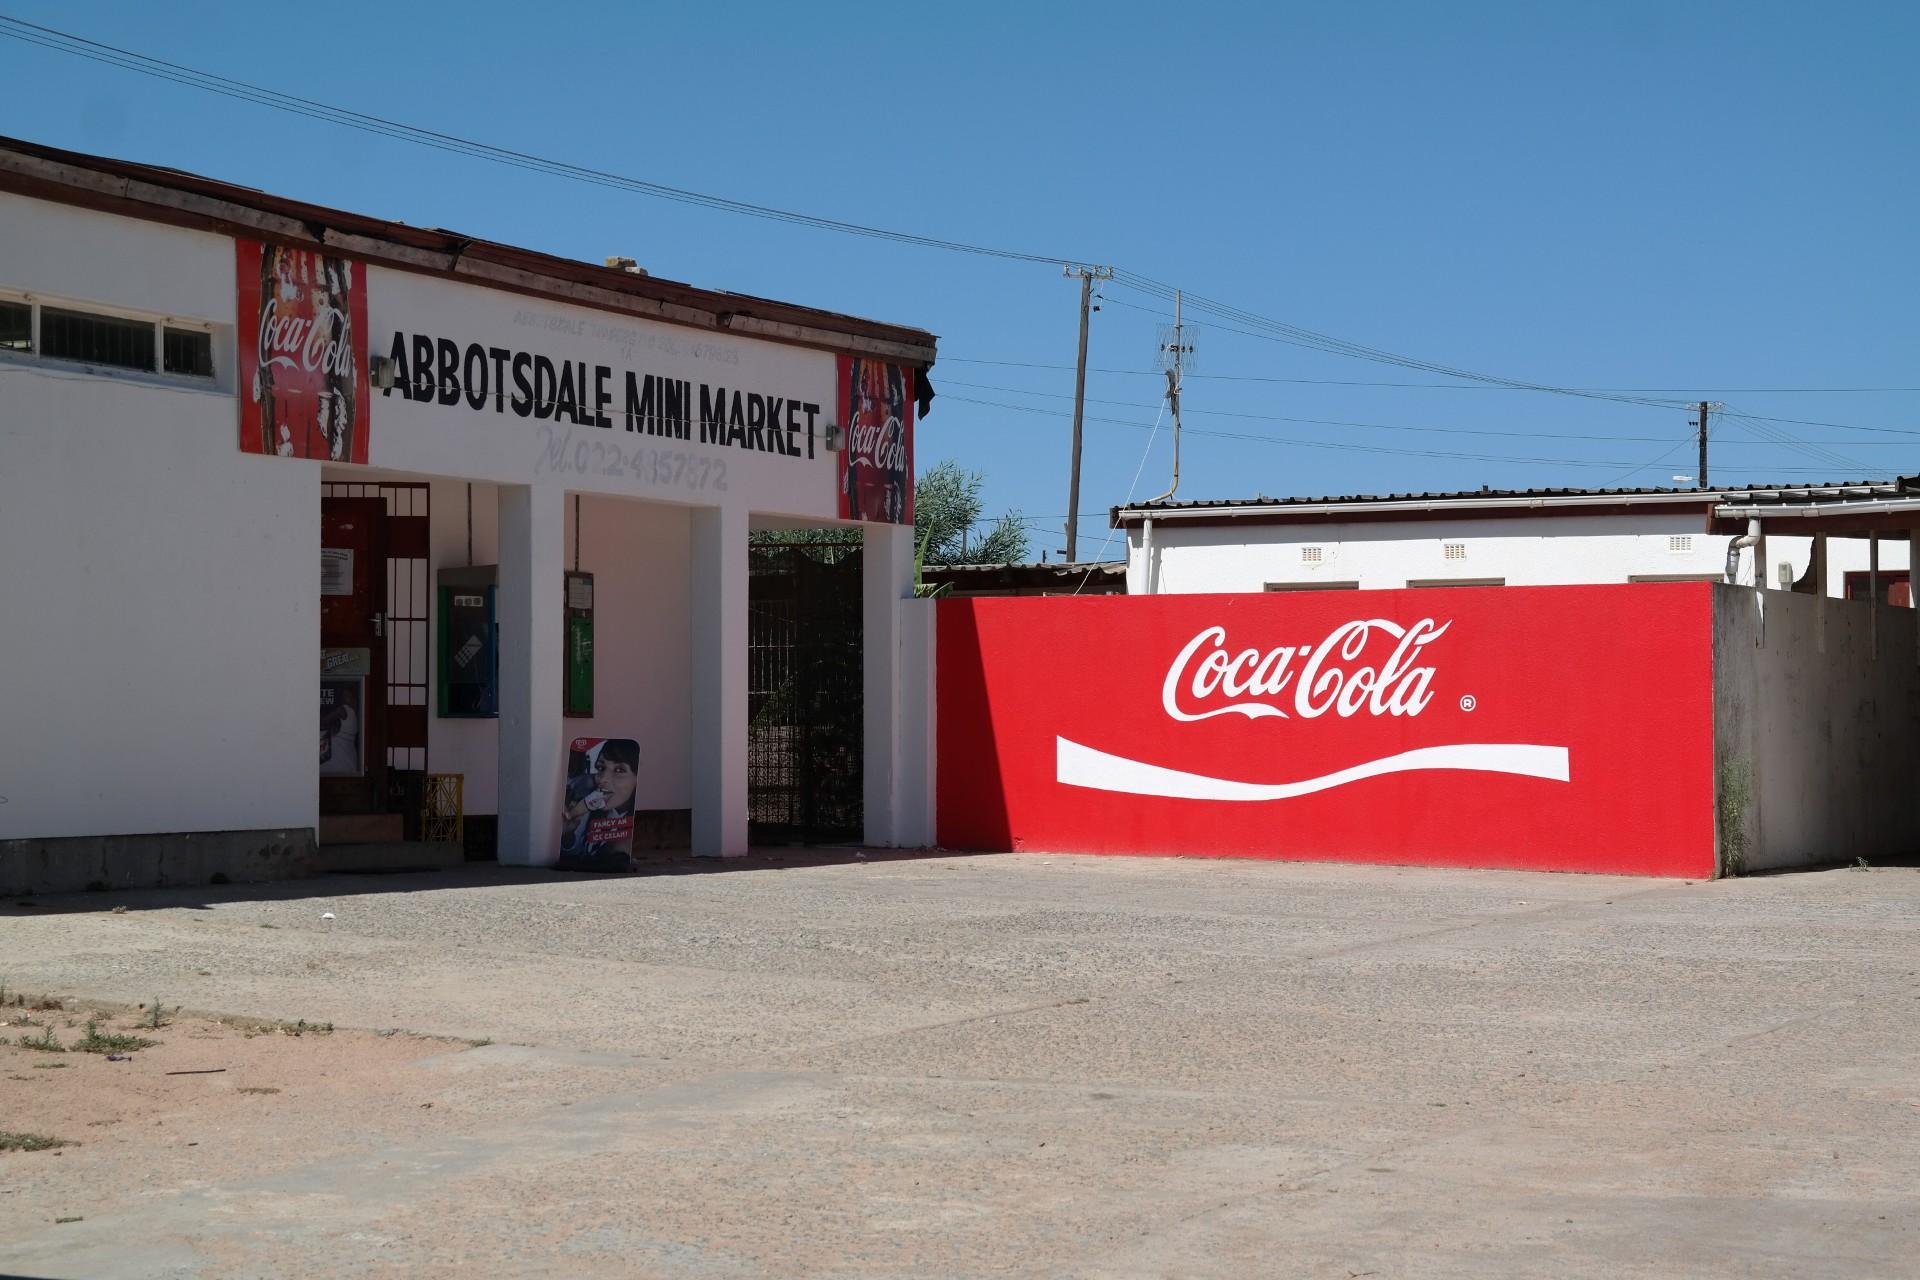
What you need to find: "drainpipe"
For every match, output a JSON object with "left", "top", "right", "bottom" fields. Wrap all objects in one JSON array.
[
  {"left": 1140, "top": 517, "right": 1155, "bottom": 595},
  {"left": 1724, "top": 517, "right": 1762, "bottom": 585}
]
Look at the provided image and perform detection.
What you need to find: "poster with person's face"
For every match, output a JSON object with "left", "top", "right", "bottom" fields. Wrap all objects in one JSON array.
[{"left": 557, "top": 737, "right": 639, "bottom": 871}]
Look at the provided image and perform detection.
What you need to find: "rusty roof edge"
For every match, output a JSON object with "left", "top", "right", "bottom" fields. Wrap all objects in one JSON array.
[
  {"left": 1110, "top": 480, "right": 1906, "bottom": 525},
  {"left": 0, "top": 135, "right": 939, "bottom": 362}
]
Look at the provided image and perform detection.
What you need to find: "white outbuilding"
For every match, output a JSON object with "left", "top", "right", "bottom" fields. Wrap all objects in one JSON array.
[{"left": 1114, "top": 484, "right": 1913, "bottom": 602}]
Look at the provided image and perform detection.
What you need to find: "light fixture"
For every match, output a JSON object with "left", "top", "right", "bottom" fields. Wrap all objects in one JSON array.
[
  {"left": 368, "top": 354, "right": 396, "bottom": 391},
  {"left": 823, "top": 423, "right": 845, "bottom": 451}
]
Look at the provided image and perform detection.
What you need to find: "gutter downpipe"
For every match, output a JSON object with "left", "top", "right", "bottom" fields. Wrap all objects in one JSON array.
[
  {"left": 1724, "top": 517, "right": 1762, "bottom": 585},
  {"left": 1141, "top": 517, "right": 1156, "bottom": 596}
]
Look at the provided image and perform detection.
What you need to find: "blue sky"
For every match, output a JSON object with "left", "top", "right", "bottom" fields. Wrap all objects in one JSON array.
[{"left": 3, "top": 1, "right": 1914, "bottom": 556}]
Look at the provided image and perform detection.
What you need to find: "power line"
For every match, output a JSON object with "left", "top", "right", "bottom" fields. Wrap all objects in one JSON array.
[
  {"left": 936, "top": 379, "right": 1920, "bottom": 447},
  {"left": 1098, "top": 281, "right": 1692, "bottom": 411},
  {"left": 941, "top": 395, "right": 1888, "bottom": 477},
  {"left": 940, "top": 357, "right": 1920, "bottom": 396},
  {"left": 1, "top": 11, "right": 1855, "bottom": 431},
  {"left": 0, "top": 15, "right": 1072, "bottom": 265}
]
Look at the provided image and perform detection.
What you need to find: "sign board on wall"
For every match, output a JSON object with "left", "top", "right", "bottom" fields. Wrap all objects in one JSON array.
[
  {"left": 363, "top": 268, "right": 851, "bottom": 520},
  {"left": 236, "top": 239, "right": 370, "bottom": 462},
  {"left": 836, "top": 355, "right": 913, "bottom": 524},
  {"left": 937, "top": 583, "right": 1718, "bottom": 877}
]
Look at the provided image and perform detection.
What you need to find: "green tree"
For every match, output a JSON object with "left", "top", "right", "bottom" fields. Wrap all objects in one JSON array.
[
  {"left": 748, "top": 459, "right": 1030, "bottom": 566},
  {"left": 913, "top": 459, "right": 1029, "bottom": 566}
]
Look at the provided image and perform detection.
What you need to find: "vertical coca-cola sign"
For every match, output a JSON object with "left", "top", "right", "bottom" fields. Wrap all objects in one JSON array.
[
  {"left": 836, "top": 355, "right": 913, "bottom": 524},
  {"left": 236, "top": 239, "right": 370, "bottom": 463}
]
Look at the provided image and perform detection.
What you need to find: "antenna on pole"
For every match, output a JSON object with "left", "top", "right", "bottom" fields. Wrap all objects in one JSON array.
[{"left": 1146, "top": 289, "right": 1193, "bottom": 504}]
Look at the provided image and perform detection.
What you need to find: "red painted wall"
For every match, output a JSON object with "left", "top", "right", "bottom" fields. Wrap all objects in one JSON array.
[{"left": 937, "top": 584, "right": 1716, "bottom": 877}]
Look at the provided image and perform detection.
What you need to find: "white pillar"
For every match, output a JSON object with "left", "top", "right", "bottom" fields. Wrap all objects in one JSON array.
[
  {"left": 497, "top": 483, "right": 566, "bottom": 866},
  {"left": 690, "top": 505, "right": 749, "bottom": 857},
  {"left": 863, "top": 521, "right": 915, "bottom": 847}
]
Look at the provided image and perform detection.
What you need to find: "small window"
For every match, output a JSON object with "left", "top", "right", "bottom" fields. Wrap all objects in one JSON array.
[
  {"left": 1266, "top": 580, "right": 1360, "bottom": 592},
  {"left": 1443, "top": 542, "right": 1467, "bottom": 561},
  {"left": 40, "top": 306, "right": 155, "bottom": 372},
  {"left": 0, "top": 299, "right": 29, "bottom": 352},
  {"left": 1301, "top": 546, "right": 1323, "bottom": 563},
  {"left": 163, "top": 326, "right": 214, "bottom": 378}
]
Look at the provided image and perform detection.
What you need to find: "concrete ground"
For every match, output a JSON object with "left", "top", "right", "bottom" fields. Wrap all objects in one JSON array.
[{"left": 1, "top": 852, "right": 1917, "bottom": 1279}]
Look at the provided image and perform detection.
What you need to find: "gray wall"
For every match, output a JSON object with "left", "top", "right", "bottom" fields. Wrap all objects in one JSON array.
[{"left": 1713, "top": 586, "right": 1920, "bottom": 873}]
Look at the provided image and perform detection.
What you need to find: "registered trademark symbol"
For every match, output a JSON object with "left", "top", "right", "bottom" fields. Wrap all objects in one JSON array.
[{"left": 1459, "top": 694, "right": 1478, "bottom": 712}]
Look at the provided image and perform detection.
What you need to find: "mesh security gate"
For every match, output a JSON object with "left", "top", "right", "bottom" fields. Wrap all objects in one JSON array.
[{"left": 748, "top": 545, "right": 864, "bottom": 844}]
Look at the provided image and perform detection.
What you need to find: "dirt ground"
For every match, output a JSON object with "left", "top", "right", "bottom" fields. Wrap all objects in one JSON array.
[
  {"left": 2, "top": 997, "right": 474, "bottom": 1191},
  {"left": 2, "top": 853, "right": 1918, "bottom": 1279}
]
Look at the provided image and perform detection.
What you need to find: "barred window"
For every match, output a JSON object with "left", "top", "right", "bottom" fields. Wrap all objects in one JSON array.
[
  {"left": 163, "top": 326, "right": 214, "bottom": 378},
  {"left": 0, "top": 299, "right": 29, "bottom": 352},
  {"left": 40, "top": 306, "right": 155, "bottom": 372}
]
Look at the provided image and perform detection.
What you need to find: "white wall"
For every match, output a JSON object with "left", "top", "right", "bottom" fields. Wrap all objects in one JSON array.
[
  {"left": 426, "top": 478, "right": 501, "bottom": 815},
  {"left": 1128, "top": 512, "right": 1910, "bottom": 597},
  {"left": 561, "top": 494, "right": 692, "bottom": 816},
  {"left": 1713, "top": 587, "right": 1920, "bottom": 872},
  {"left": 0, "top": 197, "right": 315, "bottom": 841},
  {"left": 418, "top": 484, "right": 694, "bottom": 818}
]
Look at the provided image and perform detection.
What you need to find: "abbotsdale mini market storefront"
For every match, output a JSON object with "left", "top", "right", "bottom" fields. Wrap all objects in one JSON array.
[{"left": 0, "top": 136, "right": 937, "bottom": 892}]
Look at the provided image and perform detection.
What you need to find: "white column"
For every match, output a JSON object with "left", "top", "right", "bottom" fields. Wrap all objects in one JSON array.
[
  {"left": 497, "top": 483, "right": 566, "bottom": 866},
  {"left": 863, "top": 521, "right": 915, "bottom": 848},
  {"left": 690, "top": 504, "right": 749, "bottom": 857}
]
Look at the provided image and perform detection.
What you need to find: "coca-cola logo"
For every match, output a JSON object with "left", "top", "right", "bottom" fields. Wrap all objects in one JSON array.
[
  {"left": 849, "top": 416, "right": 905, "bottom": 471},
  {"left": 258, "top": 296, "right": 356, "bottom": 379},
  {"left": 1162, "top": 618, "right": 1448, "bottom": 723}
]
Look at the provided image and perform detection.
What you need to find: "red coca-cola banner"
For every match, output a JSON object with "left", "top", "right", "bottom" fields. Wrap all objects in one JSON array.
[
  {"left": 237, "top": 239, "right": 370, "bottom": 463},
  {"left": 836, "top": 355, "right": 913, "bottom": 524},
  {"left": 938, "top": 584, "right": 1717, "bottom": 877}
]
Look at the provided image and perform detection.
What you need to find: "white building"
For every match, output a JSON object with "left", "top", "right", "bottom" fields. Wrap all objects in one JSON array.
[
  {"left": 1115, "top": 484, "right": 1914, "bottom": 601},
  {"left": 0, "top": 136, "right": 936, "bottom": 893}
]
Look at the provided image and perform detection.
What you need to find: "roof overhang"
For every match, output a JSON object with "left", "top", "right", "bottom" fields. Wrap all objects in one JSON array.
[
  {"left": 0, "top": 136, "right": 939, "bottom": 366},
  {"left": 1112, "top": 490, "right": 1726, "bottom": 528}
]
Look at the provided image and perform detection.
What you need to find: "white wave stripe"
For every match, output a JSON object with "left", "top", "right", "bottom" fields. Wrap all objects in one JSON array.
[{"left": 1056, "top": 737, "right": 1570, "bottom": 802}]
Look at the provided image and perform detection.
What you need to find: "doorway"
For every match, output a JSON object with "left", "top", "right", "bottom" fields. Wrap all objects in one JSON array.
[
  {"left": 747, "top": 543, "right": 864, "bottom": 844},
  {"left": 319, "top": 483, "right": 431, "bottom": 839}
]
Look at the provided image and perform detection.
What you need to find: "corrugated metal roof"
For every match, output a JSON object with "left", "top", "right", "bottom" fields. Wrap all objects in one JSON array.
[
  {"left": 924, "top": 561, "right": 1126, "bottom": 576},
  {"left": 1113, "top": 479, "right": 1911, "bottom": 523}
]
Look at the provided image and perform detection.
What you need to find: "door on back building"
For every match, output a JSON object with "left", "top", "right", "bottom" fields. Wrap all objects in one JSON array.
[{"left": 321, "top": 497, "right": 389, "bottom": 816}]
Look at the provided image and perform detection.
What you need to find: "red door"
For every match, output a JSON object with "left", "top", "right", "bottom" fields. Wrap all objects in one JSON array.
[{"left": 320, "top": 498, "right": 388, "bottom": 815}]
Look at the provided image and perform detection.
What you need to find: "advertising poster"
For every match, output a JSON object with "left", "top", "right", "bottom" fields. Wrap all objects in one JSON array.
[
  {"left": 557, "top": 737, "right": 640, "bottom": 871},
  {"left": 319, "top": 676, "right": 364, "bottom": 777},
  {"left": 836, "top": 355, "right": 913, "bottom": 524},
  {"left": 237, "top": 238, "right": 371, "bottom": 463},
  {"left": 937, "top": 583, "right": 1719, "bottom": 877}
]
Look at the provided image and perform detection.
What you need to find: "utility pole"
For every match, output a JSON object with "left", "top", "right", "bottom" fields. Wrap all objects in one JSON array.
[
  {"left": 1697, "top": 401, "right": 1710, "bottom": 490},
  {"left": 1063, "top": 264, "right": 1111, "bottom": 563}
]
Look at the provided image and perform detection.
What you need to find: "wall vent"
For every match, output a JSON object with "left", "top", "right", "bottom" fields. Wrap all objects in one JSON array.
[
  {"left": 1301, "top": 546, "right": 1323, "bottom": 564},
  {"left": 1669, "top": 535, "right": 1693, "bottom": 553},
  {"left": 1443, "top": 542, "right": 1467, "bottom": 561}
]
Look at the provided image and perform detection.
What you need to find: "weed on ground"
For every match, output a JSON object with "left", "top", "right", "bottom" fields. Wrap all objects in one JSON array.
[
  {"left": 0, "top": 1131, "right": 70, "bottom": 1152},
  {"left": 16, "top": 1026, "right": 63, "bottom": 1053},
  {"left": 72, "top": 1020, "right": 156, "bottom": 1055}
]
